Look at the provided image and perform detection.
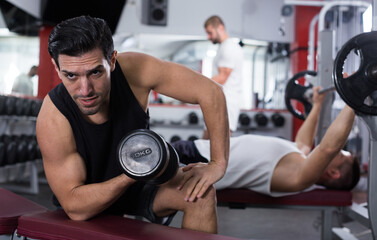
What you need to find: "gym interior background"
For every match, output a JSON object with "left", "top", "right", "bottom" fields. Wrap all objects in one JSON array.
[{"left": 0, "top": 0, "right": 375, "bottom": 239}]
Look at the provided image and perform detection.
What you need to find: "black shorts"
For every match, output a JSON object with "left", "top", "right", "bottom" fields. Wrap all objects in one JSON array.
[
  {"left": 171, "top": 140, "right": 209, "bottom": 165},
  {"left": 53, "top": 182, "right": 176, "bottom": 225},
  {"left": 105, "top": 181, "right": 176, "bottom": 225}
]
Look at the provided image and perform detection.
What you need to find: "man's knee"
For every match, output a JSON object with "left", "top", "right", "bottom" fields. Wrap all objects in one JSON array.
[{"left": 186, "top": 185, "right": 217, "bottom": 211}]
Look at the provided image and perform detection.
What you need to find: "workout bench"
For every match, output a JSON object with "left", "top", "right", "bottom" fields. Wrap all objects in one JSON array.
[
  {"left": 0, "top": 186, "right": 240, "bottom": 240},
  {"left": 216, "top": 188, "right": 352, "bottom": 240},
  {"left": 0, "top": 187, "right": 47, "bottom": 239},
  {"left": 17, "top": 210, "right": 242, "bottom": 240}
]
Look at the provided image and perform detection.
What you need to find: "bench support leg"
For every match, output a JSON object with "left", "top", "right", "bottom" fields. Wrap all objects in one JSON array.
[{"left": 322, "top": 208, "right": 334, "bottom": 240}]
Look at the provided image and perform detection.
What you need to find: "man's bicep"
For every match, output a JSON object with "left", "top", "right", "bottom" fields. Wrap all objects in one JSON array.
[
  {"left": 43, "top": 148, "right": 87, "bottom": 205},
  {"left": 36, "top": 97, "right": 87, "bottom": 204},
  {"left": 217, "top": 67, "right": 232, "bottom": 78}
]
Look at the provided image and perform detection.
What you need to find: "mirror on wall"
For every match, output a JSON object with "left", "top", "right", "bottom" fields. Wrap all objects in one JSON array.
[
  {"left": 0, "top": 35, "right": 39, "bottom": 97},
  {"left": 147, "top": 38, "right": 291, "bottom": 110}
]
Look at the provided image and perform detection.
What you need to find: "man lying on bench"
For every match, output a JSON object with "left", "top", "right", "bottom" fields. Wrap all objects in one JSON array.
[{"left": 173, "top": 87, "right": 360, "bottom": 197}]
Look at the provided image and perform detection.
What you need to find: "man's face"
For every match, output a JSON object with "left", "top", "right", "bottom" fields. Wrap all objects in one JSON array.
[
  {"left": 53, "top": 48, "right": 115, "bottom": 118},
  {"left": 205, "top": 25, "right": 220, "bottom": 44},
  {"left": 326, "top": 150, "right": 353, "bottom": 173}
]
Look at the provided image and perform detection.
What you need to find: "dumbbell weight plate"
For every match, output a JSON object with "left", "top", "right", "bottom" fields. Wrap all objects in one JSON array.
[
  {"left": 254, "top": 113, "right": 268, "bottom": 127},
  {"left": 187, "top": 135, "right": 198, "bottom": 141},
  {"left": 238, "top": 113, "right": 251, "bottom": 126},
  {"left": 14, "top": 98, "right": 24, "bottom": 116},
  {"left": 16, "top": 140, "right": 28, "bottom": 163},
  {"left": 0, "top": 142, "right": 5, "bottom": 167},
  {"left": 170, "top": 135, "right": 181, "bottom": 143},
  {"left": 30, "top": 99, "right": 42, "bottom": 117},
  {"left": 5, "top": 141, "right": 17, "bottom": 165},
  {"left": 22, "top": 98, "right": 32, "bottom": 116},
  {"left": 118, "top": 129, "right": 169, "bottom": 181},
  {"left": 0, "top": 96, "right": 6, "bottom": 115},
  {"left": 5, "top": 96, "right": 16, "bottom": 115},
  {"left": 271, "top": 112, "right": 285, "bottom": 127},
  {"left": 188, "top": 112, "right": 199, "bottom": 125},
  {"left": 148, "top": 142, "right": 178, "bottom": 185}
]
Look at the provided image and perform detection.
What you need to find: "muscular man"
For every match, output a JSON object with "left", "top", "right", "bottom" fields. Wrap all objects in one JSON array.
[
  {"left": 203, "top": 15, "right": 243, "bottom": 138},
  {"left": 172, "top": 87, "right": 360, "bottom": 196},
  {"left": 36, "top": 16, "right": 229, "bottom": 233}
]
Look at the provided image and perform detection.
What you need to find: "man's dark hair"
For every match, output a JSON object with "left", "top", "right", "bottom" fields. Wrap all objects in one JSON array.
[
  {"left": 48, "top": 15, "right": 114, "bottom": 69},
  {"left": 204, "top": 15, "right": 225, "bottom": 29},
  {"left": 323, "top": 156, "right": 360, "bottom": 191}
]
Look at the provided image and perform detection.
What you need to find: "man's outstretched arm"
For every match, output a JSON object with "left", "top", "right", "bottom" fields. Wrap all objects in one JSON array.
[
  {"left": 272, "top": 104, "right": 355, "bottom": 192},
  {"left": 296, "top": 104, "right": 355, "bottom": 189},
  {"left": 295, "top": 87, "right": 326, "bottom": 156}
]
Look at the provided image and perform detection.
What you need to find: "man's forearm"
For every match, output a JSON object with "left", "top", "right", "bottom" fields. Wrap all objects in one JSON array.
[
  {"left": 200, "top": 86, "right": 229, "bottom": 170},
  {"left": 318, "top": 105, "right": 355, "bottom": 153},
  {"left": 295, "top": 103, "right": 322, "bottom": 151},
  {"left": 61, "top": 174, "right": 134, "bottom": 221}
]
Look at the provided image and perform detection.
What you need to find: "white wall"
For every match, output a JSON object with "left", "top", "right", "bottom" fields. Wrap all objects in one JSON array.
[{"left": 115, "top": 0, "right": 295, "bottom": 43}]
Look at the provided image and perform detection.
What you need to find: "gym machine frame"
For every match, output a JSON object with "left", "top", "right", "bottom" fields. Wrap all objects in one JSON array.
[{"left": 286, "top": 1, "right": 375, "bottom": 239}]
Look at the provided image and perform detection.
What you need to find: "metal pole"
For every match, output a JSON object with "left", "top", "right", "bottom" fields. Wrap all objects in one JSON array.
[
  {"left": 364, "top": 2, "right": 377, "bottom": 240},
  {"left": 307, "top": 14, "right": 319, "bottom": 72},
  {"left": 373, "top": 0, "right": 377, "bottom": 31},
  {"left": 360, "top": 115, "right": 377, "bottom": 239}
]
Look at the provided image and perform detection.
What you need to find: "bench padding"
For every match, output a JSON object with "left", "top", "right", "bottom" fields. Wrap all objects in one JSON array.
[
  {"left": 216, "top": 188, "right": 352, "bottom": 207},
  {"left": 18, "top": 210, "right": 242, "bottom": 240},
  {"left": 0, "top": 187, "right": 47, "bottom": 235}
]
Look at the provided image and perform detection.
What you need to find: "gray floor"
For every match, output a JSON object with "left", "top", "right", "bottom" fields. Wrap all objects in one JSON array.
[{"left": 2, "top": 179, "right": 373, "bottom": 240}]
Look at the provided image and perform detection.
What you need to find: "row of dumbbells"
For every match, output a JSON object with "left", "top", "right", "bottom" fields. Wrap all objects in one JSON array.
[
  {"left": 151, "top": 112, "right": 201, "bottom": 126},
  {"left": 238, "top": 112, "right": 285, "bottom": 128},
  {"left": 0, "top": 134, "right": 41, "bottom": 167},
  {"left": 0, "top": 95, "right": 42, "bottom": 117}
]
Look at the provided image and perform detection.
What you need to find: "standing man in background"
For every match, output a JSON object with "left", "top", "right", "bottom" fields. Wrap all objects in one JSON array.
[
  {"left": 203, "top": 15, "right": 244, "bottom": 139},
  {"left": 12, "top": 65, "right": 38, "bottom": 96}
]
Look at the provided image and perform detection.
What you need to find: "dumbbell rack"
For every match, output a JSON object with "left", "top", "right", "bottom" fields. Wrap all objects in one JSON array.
[
  {"left": 234, "top": 109, "right": 292, "bottom": 140},
  {"left": 148, "top": 104, "right": 293, "bottom": 143},
  {"left": 0, "top": 95, "right": 43, "bottom": 195},
  {"left": 149, "top": 104, "right": 205, "bottom": 142}
]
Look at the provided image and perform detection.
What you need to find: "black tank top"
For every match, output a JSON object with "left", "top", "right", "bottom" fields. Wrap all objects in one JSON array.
[{"left": 49, "top": 61, "right": 150, "bottom": 210}]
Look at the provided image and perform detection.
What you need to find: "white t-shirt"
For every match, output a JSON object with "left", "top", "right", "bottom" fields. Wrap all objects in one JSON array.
[
  {"left": 12, "top": 74, "right": 34, "bottom": 95},
  {"left": 194, "top": 134, "right": 318, "bottom": 197},
  {"left": 212, "top": 38, "right": 243, "bottom": 131}
]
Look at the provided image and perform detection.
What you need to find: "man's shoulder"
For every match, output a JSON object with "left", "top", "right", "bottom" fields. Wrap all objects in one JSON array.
[
  {"left": 220, "top": 39, "right": 243, "bottom": 56},
  {"left": 37, "top": 95, "right": 66, "bottom": 127},
  {"left": 117, "top": 52, "right": 153, "bottom": 64}
]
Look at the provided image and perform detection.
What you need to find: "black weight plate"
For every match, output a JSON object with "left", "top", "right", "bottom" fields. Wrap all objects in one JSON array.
[
  {"left": 5, "top": 96, "right": 16, "bottom": 115},
  {"left": 148, "top": 142, "right": 179, "bottom": 185},
  {"left": 284, "top": 70, "right": 317, "bottom": 120},
  {"left": 14, "top": 98, "right": 24, "bottom": 116},
  {"left": 254, "top": 113, "right": 268, "bottom": 127},
  {"left": 334, "top": 31, "right": 377, "bottom": 115},
  {"left": 0, "top": 96, "right": 6, "bottom": 115},
  {"left": 238, "top": 113, "right": 251, "bottom": 126},
  {"left": 0, "top": 142, "right": 5, "bottom": 166},
  {"left": 271, "top": 112, "right": 285, "bottom": 127}
]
